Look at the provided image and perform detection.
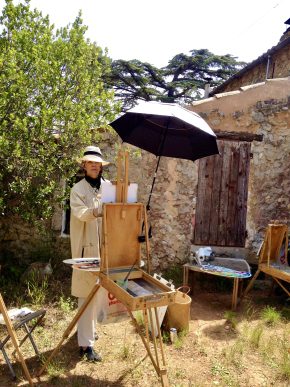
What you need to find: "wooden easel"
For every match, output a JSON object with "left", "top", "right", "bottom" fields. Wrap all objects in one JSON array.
[
  {"left": 0, "top": 294, "right": 34, "bottom": 386},
  {"left": 101, "top": 150, "right": 169, "bottom": 386},
  {"left": 116, "top": 149, "right": 129, "bottom": 203},
  {"left": 100, "top": 202, "right": 170, "bottom": 386},
  {"left": 39, "top": 151, "right": 170, "bottom": 386},
  {"left": 113, "top": 150, "right": 151, "bottom": 274},
  {"left": 243, "top": 222, "right": 290, "bottom": 298}
]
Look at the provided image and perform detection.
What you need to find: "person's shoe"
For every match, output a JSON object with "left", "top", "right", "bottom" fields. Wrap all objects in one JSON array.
[
  {"left": 79, "top": 346, "right": 102, "bottom": 362},
  {"left": 94, "top": 332, "right": 99, "bottom": 341}
]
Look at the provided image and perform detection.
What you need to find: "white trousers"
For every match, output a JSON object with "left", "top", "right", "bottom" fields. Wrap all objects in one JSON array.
[{"left": 77, "top": 295, "right": 98, "bottom": 347}]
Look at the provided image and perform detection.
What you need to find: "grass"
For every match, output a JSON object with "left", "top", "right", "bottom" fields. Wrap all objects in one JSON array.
[
  {"left": 0, "top": 270, "right": 290, "bottom": 386},
  {"left": 280, "top": 350, "right": 290, "bottom": 379},
  {"left": 223, "top": 339, "right": 245, "bottom": 368},
  {"left": 211, "top": 362, "right": 230, "bottom": 377},
  {"left": 58, "top": 295, "right": 76, "bottom": 313},
  {"left": 120, "top": 343, "right": 130, "bottom": 359},
  {"left": 46, "top": 359, "right": 66, "bottom": 379},
  {"left": 170, "top": 329, "right": 188, "bottom": 349},
  {"left": 224, "top": 310, "right": 238, "bottom": 329},
  {"left": 120, "top": 326, "right": 132, "bottom": 360},
  {"left": 281, "top": 306, "right": 290, "bottom": 320},
  {"left": 173, "top": 335, "right": 184, "bottom": 350},
  {"left": 248, "top": 324, "right": 264, "bottom": 348},
  {"left": 260, "top": 306, "right": 281, "bottom": 326},
  {"left": 244, "top": 300, "right": 257, "bottom": 320},
  {"left": 134, "top": 310, "right": 144, "bottom": 327},
  {"left": 26, "top": 275, "right": 49, "bottom": 305},
  {"left": 221, "top": 312, "right": 290, "bottom": 384},
  {"left": 173, "top": 368, "right": 186, "bottom": 379},
  {"left": 162, "top": 330, "right": 170, "bottom": 344}
]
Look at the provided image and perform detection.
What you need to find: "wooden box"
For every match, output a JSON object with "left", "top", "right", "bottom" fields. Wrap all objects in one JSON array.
[{"left": 99, "top": 203, "right": 176, "bottom": 311}]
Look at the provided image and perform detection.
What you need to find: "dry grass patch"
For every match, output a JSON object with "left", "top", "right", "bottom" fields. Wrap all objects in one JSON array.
[{"left": 0, "top": 279, "right": 290, "bottom": 386}]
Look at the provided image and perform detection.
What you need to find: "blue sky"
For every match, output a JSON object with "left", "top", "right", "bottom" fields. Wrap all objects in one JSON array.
[{"left": 8, "top": 0, "right": 290, "bottom": 66}]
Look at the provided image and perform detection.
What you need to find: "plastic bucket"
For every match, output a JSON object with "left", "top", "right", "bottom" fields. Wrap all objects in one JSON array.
[{"left": 166, "top": 286, "right": 191, "bottom": 332}]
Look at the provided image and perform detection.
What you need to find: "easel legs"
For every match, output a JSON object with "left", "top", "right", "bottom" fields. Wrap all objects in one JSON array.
[
  {"left": 241, "top": 269, "right": 261, "bottom": 299},
  {"left": 38, "top": 284, "right": 100, "bottom": 376},
  {"left": 0, "top": 294, "right": 34, "bottom": 386},
  {"left": 38, "top": 285, "right": 169, "bottom": 385},
  {"left": 129, "top": 308, "right": 169, "bottom": 387},
  {"left": 241, "top": 268, "right": 290, "bottom": 301},
  {"left": 273, "top": 277, "right": 290, "bottom": 297}
]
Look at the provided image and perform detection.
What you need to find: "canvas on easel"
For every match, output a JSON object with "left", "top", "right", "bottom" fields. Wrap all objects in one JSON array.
[
  {"left": 243, "top": 222, "right": 290, "bottom": 298},
  {"left": 100, "top": 150, "right": 138, "bottom": 203}
]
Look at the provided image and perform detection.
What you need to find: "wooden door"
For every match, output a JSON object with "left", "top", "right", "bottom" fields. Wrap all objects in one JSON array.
[{"left": 193, "top": 140, "right": 251, "bottom": 247}]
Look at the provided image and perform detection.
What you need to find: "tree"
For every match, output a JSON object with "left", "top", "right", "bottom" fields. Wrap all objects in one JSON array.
[
  {"left": 0, "top": 0, "right": 118, "bottom": 222},
  {"left": 109, "top": 49, "right": 246, "bottom": 110}
]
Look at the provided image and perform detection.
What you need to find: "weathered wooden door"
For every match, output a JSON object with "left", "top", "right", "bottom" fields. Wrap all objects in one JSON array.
[{"left": 193, "top": 140, "right": 251, "bottom": 247}]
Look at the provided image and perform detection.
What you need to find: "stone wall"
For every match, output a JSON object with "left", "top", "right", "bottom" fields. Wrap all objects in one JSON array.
[
  {"left": 191, "top": 78, "right": 290, "bottom": 261},
  {"left": 1, "top": 79, "right": 290, "bottom": 270},
  {"left": 136, "top": 154, "right": 198, "bottom": 270}
]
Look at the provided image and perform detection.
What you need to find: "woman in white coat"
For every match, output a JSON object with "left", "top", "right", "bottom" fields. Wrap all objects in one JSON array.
[{"left": 70, "top": 145, "right": 109, "bottom": 362}]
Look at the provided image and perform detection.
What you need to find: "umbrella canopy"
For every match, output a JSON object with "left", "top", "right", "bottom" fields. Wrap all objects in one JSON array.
[
  {"left": 110, "top": 101, "right": 219, "bottom": 162},
  {"left": 110, "top": 101, "right": 219, "bottom": 211}
]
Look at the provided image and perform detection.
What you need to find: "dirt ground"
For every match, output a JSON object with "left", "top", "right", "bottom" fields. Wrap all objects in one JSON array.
[{"left": 0, "top": 281, "right": 289, "bottom": 387}]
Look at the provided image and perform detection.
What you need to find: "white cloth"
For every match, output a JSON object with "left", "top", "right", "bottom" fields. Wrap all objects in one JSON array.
[
  {"left": 70, "top": 177, "right": 108, "bottom": 347},
  {"left": 77, "top": 296, "right": 98, "bottom": 347},
  {"left": 70, "top": 178, "right": 102, "bottom": 298}
]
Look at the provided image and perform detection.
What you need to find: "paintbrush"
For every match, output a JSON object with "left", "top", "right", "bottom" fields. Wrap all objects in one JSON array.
[{"left": 117, "top": 259, "right": 138, "bottom": 289}]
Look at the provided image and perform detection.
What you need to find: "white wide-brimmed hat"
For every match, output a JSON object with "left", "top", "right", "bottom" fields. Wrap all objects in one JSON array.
[{"left": 81, "top": 146, "right": 110, "bottom": 165}]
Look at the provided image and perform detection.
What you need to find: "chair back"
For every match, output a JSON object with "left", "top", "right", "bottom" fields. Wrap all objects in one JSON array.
[{"left": 259, "top": 223, "right": 288, "bottom": 266}]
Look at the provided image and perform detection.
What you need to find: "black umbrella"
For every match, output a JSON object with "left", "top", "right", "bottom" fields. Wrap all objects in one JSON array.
[{"left": 110, "top": 101, "right": 219, "bottom": 209}]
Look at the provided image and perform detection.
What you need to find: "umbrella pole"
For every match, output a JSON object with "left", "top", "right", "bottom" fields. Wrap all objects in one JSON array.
[
  {"left": 146, "top": 117, "right": 170, "bottom": 210},
  {"left": 146, "top": 155, "right": 161, "bottom": 211}
]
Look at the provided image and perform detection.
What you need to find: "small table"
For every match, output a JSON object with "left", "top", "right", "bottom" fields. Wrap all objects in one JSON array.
[{"left": 183, "top": 258, "right": 252, "bottom": 310}]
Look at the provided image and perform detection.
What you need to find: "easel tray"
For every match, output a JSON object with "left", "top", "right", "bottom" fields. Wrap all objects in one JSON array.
[{"left": 99, "top": 268, "right": 176, "bottom": 311}]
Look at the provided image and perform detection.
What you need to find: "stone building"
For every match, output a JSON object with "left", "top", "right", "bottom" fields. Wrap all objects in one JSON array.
[
  {"left": 131, "top": 77, "right": 290, "bottom": 268},
  {"left": 212, "top": 19, "right": 290, "bottom": 94},
  {"left": 1, "top": 23, "right": 290, "bottom": 272},
  {"left": 94, "top": 79, "right": 289, "bottom": 270},
  {"left": 190, "top": 78, "right": 290, "bottom": 263},
  {"left": 132, "top": 23, "right": 290, "bottom": 268}
]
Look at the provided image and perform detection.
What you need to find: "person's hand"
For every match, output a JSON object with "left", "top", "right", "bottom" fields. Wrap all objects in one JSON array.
[{"left": 93, "top": 209, "right": 102, "bottom": 217}]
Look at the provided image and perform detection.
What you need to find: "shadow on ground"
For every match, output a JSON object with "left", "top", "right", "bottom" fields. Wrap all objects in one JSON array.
[{"left": 0, "top": 332, "right": 130, "bottom": 386}]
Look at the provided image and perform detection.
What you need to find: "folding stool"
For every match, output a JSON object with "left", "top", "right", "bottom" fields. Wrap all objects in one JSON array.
[{"left": 0, "top": 307, "right": 46, "bottom": 380}]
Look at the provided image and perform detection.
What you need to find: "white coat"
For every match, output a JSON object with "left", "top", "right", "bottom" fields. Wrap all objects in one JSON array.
[{"left": 70, "top": 178, "right": 103, "bottom": 298}]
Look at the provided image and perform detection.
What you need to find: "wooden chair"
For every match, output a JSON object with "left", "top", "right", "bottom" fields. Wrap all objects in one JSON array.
[{"left": 243, "top": 222, "right": 290, "bottom": 298}]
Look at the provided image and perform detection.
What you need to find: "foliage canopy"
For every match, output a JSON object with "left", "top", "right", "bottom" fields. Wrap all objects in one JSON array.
[
  {"left": 109, "top": 49, "right": 246, "bottom": 110},
  {"left": 0, "top": 0, "right": 246, "bottom": 225},
  {"left": 0, "top": 0, "right": 118, "bottom": 222}
]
